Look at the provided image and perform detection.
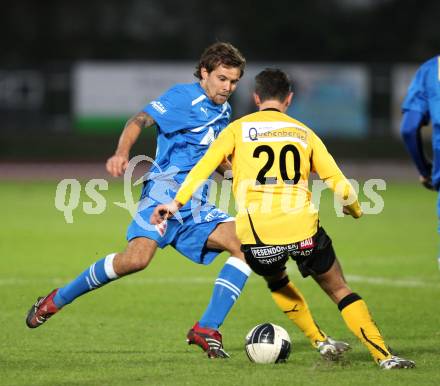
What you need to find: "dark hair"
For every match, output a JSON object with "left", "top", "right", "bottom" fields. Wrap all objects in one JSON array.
[
  {"left": 194, "top": 42, "right": 246, "bottom": 79},
  {"left": 255, "top": 68, "right": 292, "bottom": 102}
]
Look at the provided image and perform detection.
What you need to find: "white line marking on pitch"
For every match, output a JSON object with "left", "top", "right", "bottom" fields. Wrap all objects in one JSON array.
[
  {"left": 345, "top": 274, "right": 440, "bottom": 288},
  {"left": 0, "top": 274, "right": 439, "bottom": 288}
]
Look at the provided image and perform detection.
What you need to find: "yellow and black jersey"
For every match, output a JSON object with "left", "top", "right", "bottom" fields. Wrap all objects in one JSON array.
[{"left": 176, "top": 109, "right": 361, "bottom": 244}]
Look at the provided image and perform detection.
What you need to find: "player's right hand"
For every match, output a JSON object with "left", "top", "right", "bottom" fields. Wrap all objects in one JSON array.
[
  {"left": 106, "top": 154, "right": 129, "bottom": 177},
  {"left": 150, "top": 200, "right": 182, "bottom": 225},
  {"left": 419, "top": 175, "right": 435, "bottom": 191}
]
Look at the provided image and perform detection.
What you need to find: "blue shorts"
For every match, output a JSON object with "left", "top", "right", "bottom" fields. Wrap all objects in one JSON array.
[{"left": 126, "top": 192, "right": 233, "bottom": 265}]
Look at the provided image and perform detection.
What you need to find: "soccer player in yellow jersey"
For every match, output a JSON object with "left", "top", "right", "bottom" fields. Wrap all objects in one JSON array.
[{"left": 151, "top": 69, "right": 415, "bottom": 369}]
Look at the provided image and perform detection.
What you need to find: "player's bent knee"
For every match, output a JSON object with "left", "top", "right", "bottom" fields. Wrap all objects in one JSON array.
[
  {"left": 115, "top": 238, "right": 157, "bottom": 275},
  {"left": 128, "top": 254, "right": 150, "bottom": 271},
  {"left": 114, "top": 251, "right": 151, "bottom": 275},
  {"left": 219, "top": 238, "right": 242, "bottom": 257},
  {"left": 207, "top": 221, "right": 242, "bottom": 256}
]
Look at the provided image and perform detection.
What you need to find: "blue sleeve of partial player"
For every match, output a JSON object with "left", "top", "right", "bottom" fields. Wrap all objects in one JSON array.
[
  {"left": 400, "top": 110, "right": 432, "bottom": 177},
  {"left": 402, "top": 67, "right": 430, "bottom": 118},
  {"left": 143, "top": 86, "right": 190, "bottom": 134}
]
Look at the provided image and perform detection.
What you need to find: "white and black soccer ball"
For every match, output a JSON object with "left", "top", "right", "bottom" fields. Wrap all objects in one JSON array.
[{"left": 245, "top": 323, "right": 291, "bottom": 364}]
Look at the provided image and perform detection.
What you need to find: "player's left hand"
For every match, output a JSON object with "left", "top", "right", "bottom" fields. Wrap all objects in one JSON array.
[
  {"left": 343, "top": 205, "right": 363, "bottom": 218},
  {"left": 216, "top": 159, "right": 232, "bottom": 178},
  {"left": 419, "top": 175, "right": 435, "bottom": 191},
  {"left": 150, "top": 200, "right": 182, "bottom": 224}
]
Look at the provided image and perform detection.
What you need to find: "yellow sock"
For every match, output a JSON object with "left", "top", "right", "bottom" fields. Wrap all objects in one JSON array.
[
  {"left": 270, "top": 278, "right": 327, "bottom": 347},
  {"left": 339, "top": 293, "right": 391, "bottom": 363}
]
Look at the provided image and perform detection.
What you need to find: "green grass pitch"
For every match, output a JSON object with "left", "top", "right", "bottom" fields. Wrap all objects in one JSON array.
[{"left": 1, "top": 180, "right": 439, "bottom": 386}]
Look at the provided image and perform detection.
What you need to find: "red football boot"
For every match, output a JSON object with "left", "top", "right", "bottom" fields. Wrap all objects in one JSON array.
[
  {"left": 26, "top": 289, "right": 60, "bottom": 328},
  {"left": 186, "top": 322, "right": 230, "bottom": 358}
]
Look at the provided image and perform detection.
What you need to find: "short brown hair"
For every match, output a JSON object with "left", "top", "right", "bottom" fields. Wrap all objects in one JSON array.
[
  {"left": 255, "top": 68, "right": 292, "bottom": 102},
  {"left": 194, "top": 42, "right": 246, "bottom": 79}
]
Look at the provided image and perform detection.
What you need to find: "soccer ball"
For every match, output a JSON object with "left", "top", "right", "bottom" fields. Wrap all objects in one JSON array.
[{"left": 245, "top": 323, "right": 291, "bottom": 364}]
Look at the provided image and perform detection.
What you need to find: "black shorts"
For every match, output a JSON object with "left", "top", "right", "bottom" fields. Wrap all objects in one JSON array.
[{"left": 241, "top": 227, "right": 336, "bottom": 277}]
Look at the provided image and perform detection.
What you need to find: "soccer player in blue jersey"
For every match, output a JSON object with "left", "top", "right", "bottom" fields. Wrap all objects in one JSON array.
[
  {"left": 26, "top": 42, "right": 248, "bottom": 358},
  {"left": 26, "top": 43, "right": 348, "bottom": 360},
  {"left": 400, "top": 55, "right": 440, "bottom": 268}
]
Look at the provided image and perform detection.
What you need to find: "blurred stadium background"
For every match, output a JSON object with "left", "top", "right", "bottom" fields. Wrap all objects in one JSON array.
[{"left": 0, "top": 0, "right": 438, "bottom": 175}]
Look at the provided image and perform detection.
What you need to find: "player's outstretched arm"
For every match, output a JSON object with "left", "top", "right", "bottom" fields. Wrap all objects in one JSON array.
[
  {"left": 106, "top": 112, "right": 155, "bottom": 177},
  {"left": 150, "top": 200, "right": 183, "bottom": 224},
  {"left": 311, "top": 133, "right": 362, "bottom": 218}
]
